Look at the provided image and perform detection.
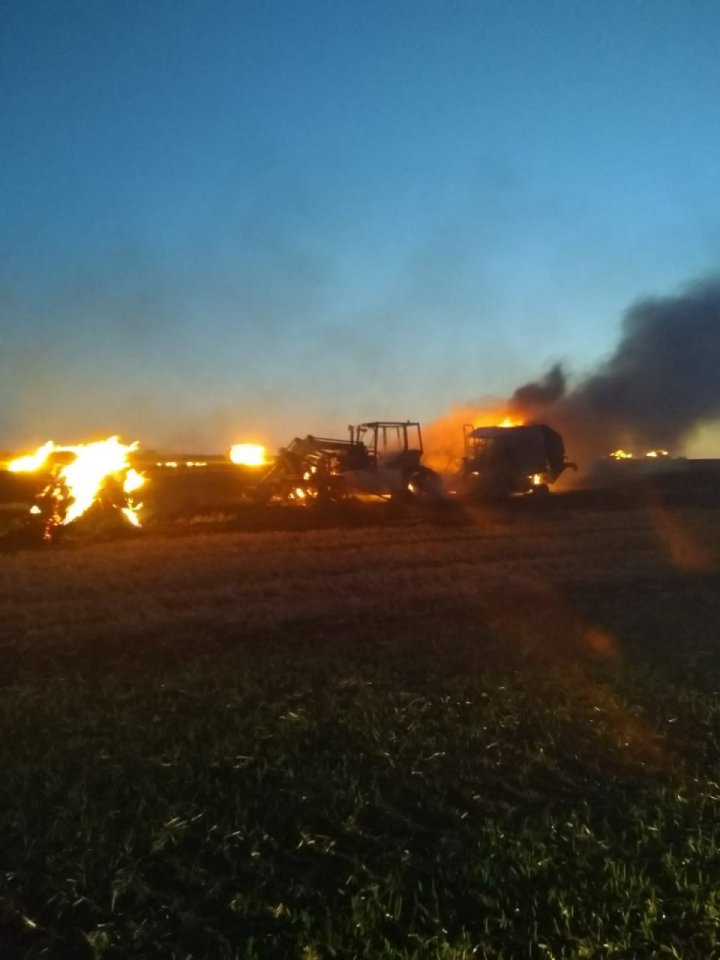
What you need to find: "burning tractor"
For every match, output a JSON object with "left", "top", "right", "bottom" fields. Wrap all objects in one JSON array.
[
  {"left": 453, "top": 423, "right": 575, "bottom": 499},
  {"left": 256, "top": 420, "right": 443, "bottom": 505}
]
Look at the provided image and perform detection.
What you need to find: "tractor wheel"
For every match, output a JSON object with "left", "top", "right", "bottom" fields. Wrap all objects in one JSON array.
[{"left": 406, "top": 467, "right": 444, "bottom": 503}]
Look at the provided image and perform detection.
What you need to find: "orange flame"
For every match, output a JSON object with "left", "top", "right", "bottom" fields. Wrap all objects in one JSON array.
[
  {"left": 609, "top": 448, "right": 671, "bottom": 460},
  {"left": 9, "top": 437, "right": 144, "bottom": 528},
  {"left": 423, "top": 405, "right": 526, "bottom": 472},
  {"left": 229, "top": 443, "right": 267, "bottom": 467},
  {"left": 8, "top": 441, "right": 56, "bottom": 473}
]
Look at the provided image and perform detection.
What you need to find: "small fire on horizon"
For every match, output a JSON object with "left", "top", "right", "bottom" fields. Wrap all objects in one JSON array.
[
  {"left": 229, "top": 443, "right": 268, "bottom": 467},
  {"left": 609, "top": 449, "right": 670, "bottom": 460}
]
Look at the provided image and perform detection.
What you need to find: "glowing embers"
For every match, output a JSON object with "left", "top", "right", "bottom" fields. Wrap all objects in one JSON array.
[
  {"left": 9, "top": 437, "right": 144, "bottom": 540},
  {"left": 229, "top": 444, "right": 267, "bottom": 467},
  {"left": 610, "top": 448, "right": 671, "bottom": 460}
]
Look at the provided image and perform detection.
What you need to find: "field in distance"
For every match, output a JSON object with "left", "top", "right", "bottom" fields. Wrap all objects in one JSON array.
[{"left": 1, "top": 499, "right": 719, "bottom": 958}]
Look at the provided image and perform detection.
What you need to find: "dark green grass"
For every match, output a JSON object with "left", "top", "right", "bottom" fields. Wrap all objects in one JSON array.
[{"left": 1, "top": 505, "right": 720, "bottom": 959}]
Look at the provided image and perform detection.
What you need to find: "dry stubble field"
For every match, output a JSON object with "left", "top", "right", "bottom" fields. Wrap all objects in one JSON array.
[{"left": 1, "top": 495, "right": 720, "bottom": 959}]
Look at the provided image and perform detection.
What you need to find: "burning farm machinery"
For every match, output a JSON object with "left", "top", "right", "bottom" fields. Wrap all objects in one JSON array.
[
  {"left": 453, "top": 423, "right": 575, "bottom": 499},
  {"left": 255, "top": 421, "right": 443, "bottom": 505}
]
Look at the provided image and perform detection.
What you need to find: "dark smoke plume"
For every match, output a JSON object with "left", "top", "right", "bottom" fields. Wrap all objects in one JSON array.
[
  {"left": 514, "top": 278, "right": 720, "bottom": 466},
  {"left": 510, "top": 363, "right": 566, "bottom": 412}
]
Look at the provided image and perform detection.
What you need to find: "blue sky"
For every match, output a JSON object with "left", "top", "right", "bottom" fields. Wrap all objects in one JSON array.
[{"left": 3, "top": 0, "right": 720, "bottom": 451}]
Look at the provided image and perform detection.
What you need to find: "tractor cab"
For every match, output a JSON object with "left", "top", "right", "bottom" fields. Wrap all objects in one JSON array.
[{"left": 350, "top": 421, "right": 424, "bottom": 472}]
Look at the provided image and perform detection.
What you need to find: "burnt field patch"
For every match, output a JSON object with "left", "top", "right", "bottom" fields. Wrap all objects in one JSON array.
[{"left": 1, "top": 501, "right": 720, "bottom": 959}]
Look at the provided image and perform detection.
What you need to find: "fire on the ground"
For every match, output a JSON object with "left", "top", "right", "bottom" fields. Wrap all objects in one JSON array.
[{"left": 8, "top": 437, "right": 145, "bottom": 539}]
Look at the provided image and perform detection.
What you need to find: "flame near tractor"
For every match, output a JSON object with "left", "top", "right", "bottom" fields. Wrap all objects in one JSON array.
[
  {"left": 0, "top": 417, "right": 583, "bottom": 543},
  {"left": 229, "top": 443, "right": 268, "bottom": 467}
]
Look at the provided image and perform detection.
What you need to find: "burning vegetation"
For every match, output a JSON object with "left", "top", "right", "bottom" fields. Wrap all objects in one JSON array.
[
  {"left": 424, "top": 278, "right": 720, "bottom": 478},
  {"left": 610, "top": 449, "right": 670, "bottom": 460},
  {"left": 4, "top": 279, "right": 720, "bottom": 540},
  {"left": 229, "top": 443, "right": 268, "bottom": 467},
  {"left": 8, "top": 437, "right": 144, "bottom": 541}
]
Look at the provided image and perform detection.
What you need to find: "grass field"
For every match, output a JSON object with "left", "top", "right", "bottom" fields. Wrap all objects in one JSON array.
[{"left": 1, "top": 496, "right": 720, "bottom": 959}]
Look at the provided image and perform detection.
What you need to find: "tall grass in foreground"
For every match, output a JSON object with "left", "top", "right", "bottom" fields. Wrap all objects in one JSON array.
[{"left": 1, "top": 504, "right": 719, "bottom": 958}]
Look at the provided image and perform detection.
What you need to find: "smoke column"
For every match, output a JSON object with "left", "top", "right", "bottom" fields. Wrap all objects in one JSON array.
[{"left": 511, "top": 278, "right": 720, "bottom": 467}]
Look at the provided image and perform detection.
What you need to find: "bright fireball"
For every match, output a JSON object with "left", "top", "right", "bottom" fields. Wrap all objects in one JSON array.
[{"left": 229, "top": 443, "right": 267, "bottom": 467}]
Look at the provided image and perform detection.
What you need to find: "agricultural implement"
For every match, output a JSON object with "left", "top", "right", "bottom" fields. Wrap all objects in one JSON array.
[
  {"left": 256, "top": 420, "right": 442, "bottom": 504},
  {"left": 455, "top": 423, "right": 575, "bottom": 498}
]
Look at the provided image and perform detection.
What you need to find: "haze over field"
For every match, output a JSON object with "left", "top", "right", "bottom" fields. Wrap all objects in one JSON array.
[{"left": 3, "top": 1, "right": 720, "bottom": 455}]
